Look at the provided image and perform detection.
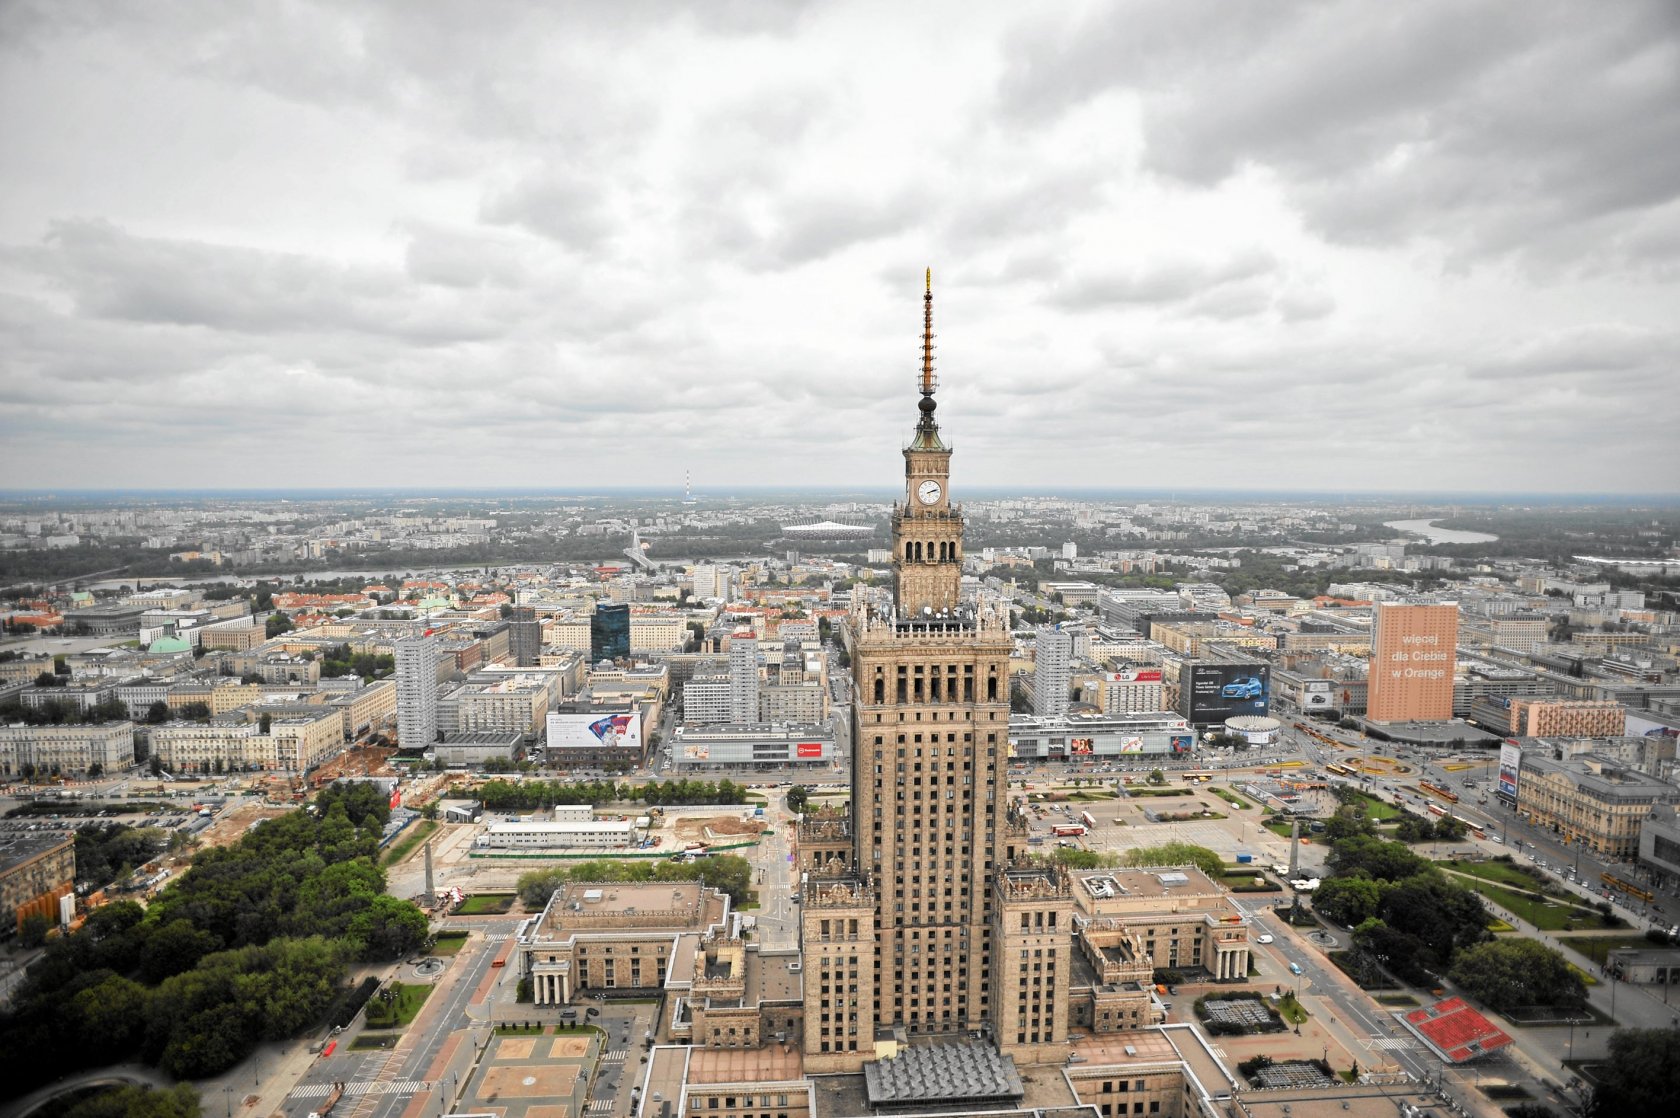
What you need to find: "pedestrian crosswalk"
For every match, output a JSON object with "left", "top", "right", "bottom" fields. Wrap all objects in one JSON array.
[
  {"left": 1370, "top": 1038, "right": 1418, "bottom": 1051},
  {"left": 587, "top": 1099, "right": 615, "bottom": 1113},
  {"left": 289, "top": 1080, "right": 430, "bottom": 1100},
  {"left": 601, "top": 1050, "right": 627, "bottom": 1062}
]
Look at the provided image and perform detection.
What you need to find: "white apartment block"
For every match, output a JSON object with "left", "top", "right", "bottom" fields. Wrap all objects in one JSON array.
[
  {"left": 395, "top": 633, "right": 439, "bottom": 752},
  {"left": 682, "top": 673, "right": 731, "bottom": 724},
  {"left": 545, "top": 617, "right": 593, "bottom": 655},
  {"left": 629, "top": 614, "right": 686, "bottom": 654},
  {"left": 1033, "top": 627, "right": 1074, "bottom": 719},
  {"left": 728, "top": 634, "right": 759, "bottom": 724},
  {"left": 760, "top": 682, "right": 827, "bottom": 723},
  {"left": 0, "top": 722, "right": 136, "bottom": 777},
  {"left": 439, "top": 679, "right": 550, "bottom": 738}
]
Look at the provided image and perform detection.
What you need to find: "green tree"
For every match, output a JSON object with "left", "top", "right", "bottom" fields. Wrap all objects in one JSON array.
[
  {"left": 139, "top": 919, "right": 220, "bottom": 984},
  {"left": 1351, "top": 920, "right": 1433, "bottom": 985},
  {"left": 259, "top": 712, "right": 272, "bottom": 734},
  {"left": 265, "top": 613, "right": 294, "bottom": 638},
  {"left": 63, "top": 1084, "right": 202, "bottom": 1118},
  {"left": 1449, "top": 938, "right": 1585, "bottom": 1012},
  {"left": 1121, "top": 842, "right": 1223, "bottom": 878},
  {"left": 1325, "top": 835, "right": 1430, "bottom": 883},
  {"left": 1589, "top": 1027, "right": 1680, "bottom": 1117},
  {"left": 1377, "top": 873, "right": 1491, "bottom": 966},
  {"left": 348, "top": 894, "right": 431, "bottom": 960},
  {"left": 785, "top": 785, "right": 810, "bottom": 813},
  {"left": 19, "top": 912, "right": 53, "bottom": 947},
  {"left": 1313, "top": 875, "right": 1384, "bottom": 927},
  {"left": 65, "top": 972, "right": 149, "bottom": 1065},
  {"left": 1147, "top": 768, "right": 1167, "bottom": 785}
]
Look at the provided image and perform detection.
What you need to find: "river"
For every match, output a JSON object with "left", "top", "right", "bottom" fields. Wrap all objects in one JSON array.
[{"left": 1383, "top": 519, "right": 1499, "bottom": 545}]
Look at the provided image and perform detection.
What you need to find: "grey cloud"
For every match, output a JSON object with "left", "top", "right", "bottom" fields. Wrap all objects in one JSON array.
[
  {"left": 998, "top": 2, "right": 1680, "bottom": 270},
  {"left": 28, "top": 220, "right": 509, "bottom": 343},
  {"left": 403, "top": 225, "right": 532, "bottom": 288},
  {"left": 1050, "top": 250, "right": 1277, "bottom": 310},
  {"left": 481, "top": 169, "right": 619, "bottom": 250}
]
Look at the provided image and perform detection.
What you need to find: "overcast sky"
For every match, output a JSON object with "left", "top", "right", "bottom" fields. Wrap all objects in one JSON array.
[{"left": 3, "top": 1, "right": 1677, "bottom": 496}]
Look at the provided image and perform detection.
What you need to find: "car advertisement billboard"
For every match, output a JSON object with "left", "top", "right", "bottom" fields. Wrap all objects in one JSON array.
[
  {"left": 1300, "top": 680, "right": 1333, "bottom": 710},
  {"left": 1497, "top": 740, "right": 1522, "bottom": 802},
  {"left": 1185, "top": 664, "right": 1271, "bottom": 723},
  {"left": 1627, "top": 714, "right": 1680, "bottom": 741},
  {"left": 547, "top": 709, "right": 642, "bottom": 751}
]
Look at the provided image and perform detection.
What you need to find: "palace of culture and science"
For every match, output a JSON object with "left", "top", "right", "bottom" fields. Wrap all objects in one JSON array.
[{"left": 798, "top": 275, "right": 1075, "bottom": 1071}]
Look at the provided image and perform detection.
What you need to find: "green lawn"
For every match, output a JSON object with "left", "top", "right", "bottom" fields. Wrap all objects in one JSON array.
[
  {"left": 1470, "top": 881, "right": 1600, "bottom": 931},
  {"left": 1210, "top": 788, "right": 1251, "bottom": 810},
  {"left": 1277, "top": 993, "right": 1309, "bottom": 1025},
  {"left": 1342, "top": 790, "right": 1401, "bottom": 821},
  {"left": 1440, "top": 859, "right": 1545, "bottom": 890},
  {"left": 1569, "top": 962, "right": 1600, "bottom": 987},
  {"left": 350, "top": 1033, "right": 401, "bottom": 1050},
  {"left": 431, "top": 931, "right": 469, "bottom": 955},
  {"left": 1066, "top": 791, "right": 1119, "bottom": 801},
  {"left": 381, "top": 819, "right": 439, "bottom": 867},
  {"left": 1129, "top": 788, "right": 1192, "bottom": 798},
  {"left": 364, "top": 981, "right": 433, "bottom": 1029},
  {"left": 456, "top": 893, "right": 515, "bottom": 915},
  {"left": 1562, "top": 934, "right": 1652, "bottom": 965}
]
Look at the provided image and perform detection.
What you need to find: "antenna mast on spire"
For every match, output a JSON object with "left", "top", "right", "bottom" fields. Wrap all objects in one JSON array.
[
  {"left": 920, "top": 267, "right": 937, "bottom": 398},
  {"left": 909, "top": 269, "right": 946, "bottom": 449}
]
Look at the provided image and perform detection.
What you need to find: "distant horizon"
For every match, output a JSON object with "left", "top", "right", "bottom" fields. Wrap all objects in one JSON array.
[{"left": 1, "top": 485, "right": 1677, "bottom": 506}]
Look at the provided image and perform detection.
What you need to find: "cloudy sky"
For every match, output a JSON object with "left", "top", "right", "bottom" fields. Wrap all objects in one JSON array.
[{"left": 3, "top": 1, "right": 1678, "bottom": 495}]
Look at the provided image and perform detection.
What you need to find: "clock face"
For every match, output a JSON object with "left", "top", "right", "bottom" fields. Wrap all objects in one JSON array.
[{"left": 917, "top": 480, "right": 943, "bottom": 505}]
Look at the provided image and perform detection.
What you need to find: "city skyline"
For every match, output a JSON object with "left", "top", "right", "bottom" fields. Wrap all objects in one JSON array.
[{"left": 3, "top": 2, "right": 1678, "bottom": 493}]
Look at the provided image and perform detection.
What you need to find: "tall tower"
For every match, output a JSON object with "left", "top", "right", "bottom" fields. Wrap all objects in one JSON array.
[
  {"left": 1033, "top": 627, "right": 1073, "bottom": 718},
  {"left": 728, "top": 631, "right": 760, "bottom": 723},
  {"left": 395, "top": 632, "right": 439, "bottom": 751},
  {"left": 893, "top": 270, "right": 964, "bottom": 616},
  {"left": 802, "top": 272, "right": 1025, "bottom": 1072}
]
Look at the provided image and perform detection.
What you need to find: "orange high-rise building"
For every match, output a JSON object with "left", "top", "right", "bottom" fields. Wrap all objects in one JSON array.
[{"left": 1366, "top": 602, "right": 1458, "bottom": 722}]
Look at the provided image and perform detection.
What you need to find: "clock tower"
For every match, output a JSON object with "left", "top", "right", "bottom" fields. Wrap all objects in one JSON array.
[{"left": 893, "top": 270, "right": 963, "bottom": 615}]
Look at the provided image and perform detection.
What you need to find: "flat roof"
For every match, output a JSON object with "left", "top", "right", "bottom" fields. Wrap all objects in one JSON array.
[
  {"left": 0, "top": 830, "right": 74, "bottom": 874},
  {"left": 686, "top": 1045, "right": 804, "bottom": 1085}
]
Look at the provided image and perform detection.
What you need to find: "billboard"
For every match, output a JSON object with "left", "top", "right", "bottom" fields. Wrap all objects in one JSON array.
[
  {"left": 547, "top": 709, "right": 643, "bottom": 752},
  {"left": 796, "top": 741, "right": 824, "bottom": 759},
  {"left": 1497, "top": 741, "right": 1521, "bottom": 801},
  {"left": 1108, "top": 668, "right": 1163, "bottom": 683},
  {"left": 1627, "top": 713, "right": 1680, "bottom": 741},
  {"left": 1170, "top": 734, "right": 1194, "bottom": 753},
  {"left": 1070, "top": 737, "right": 1094, "bottom": 755},
  {"left": 1300, "top": 680, "right": 1333, "bottom": 710},
  {"left": 1184, "top": 664, "right": 1271, "bottom": 723},
  {"left": 1118, "top": 736, "right": 1145, "bottom": 754}
]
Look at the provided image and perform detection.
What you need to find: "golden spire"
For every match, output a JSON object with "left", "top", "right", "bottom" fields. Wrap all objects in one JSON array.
[{"left": 910, "top": 268, "right": 945, "bottom": 449}]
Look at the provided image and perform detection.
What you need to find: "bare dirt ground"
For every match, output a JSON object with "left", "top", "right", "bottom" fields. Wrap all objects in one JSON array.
[
  {"left": 672, "top": 815, "right": 764, "bottom": 842},
  {"left": 311, "top": 744, "right": 398, "bottom": 783},
  {"left": 198, "top": 801, "right": 293, "bottom": 849}
]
